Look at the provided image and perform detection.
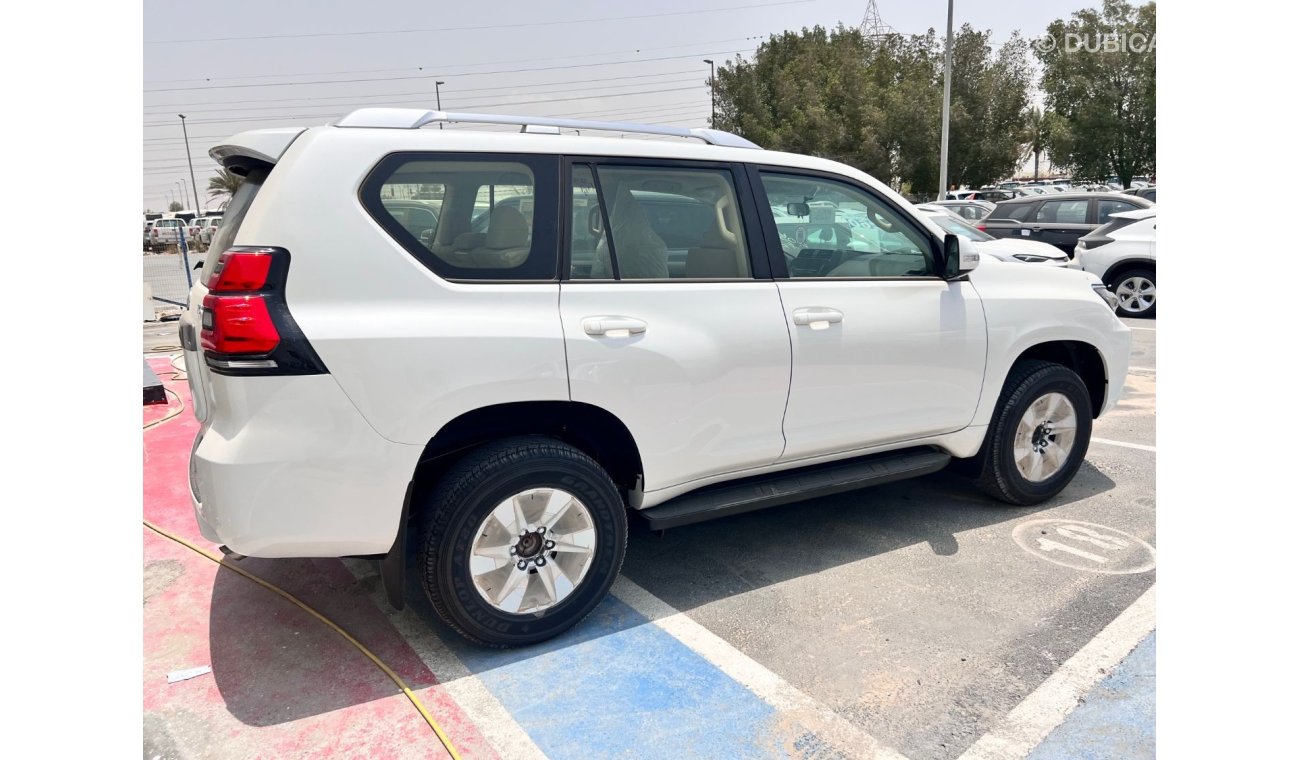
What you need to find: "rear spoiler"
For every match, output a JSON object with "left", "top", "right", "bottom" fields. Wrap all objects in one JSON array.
[{"left": 209, "top": 127, "right": 306, "bottom": 174}]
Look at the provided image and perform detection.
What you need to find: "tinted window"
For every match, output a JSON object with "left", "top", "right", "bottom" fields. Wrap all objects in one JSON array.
[
  {"left": 994, "top": 202, "right": 1035, "bottom": 221},
  {"left": 1097, "top": 199, "right": 1141, "bottom": 223},
  {"left": 570, "top": 164, "right": 752, "bottom": 281},
  {"left": 361, "top": 153, "right": 558, "bottom": 281},
  {"left": 758, "top": 172, "right": 933, "bottom": 278},
  {"left": 1035, "top": 199, "right": 1089, "bottom": 224}
]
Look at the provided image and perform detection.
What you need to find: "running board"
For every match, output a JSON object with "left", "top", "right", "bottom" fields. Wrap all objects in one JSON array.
[{"left": 638, "top": 447, "right": 951, "bottom": 530}]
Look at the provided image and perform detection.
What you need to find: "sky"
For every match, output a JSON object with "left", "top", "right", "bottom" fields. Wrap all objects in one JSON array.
[{"left": 143, "top": 0, "right": 1106, "bottom": 212}]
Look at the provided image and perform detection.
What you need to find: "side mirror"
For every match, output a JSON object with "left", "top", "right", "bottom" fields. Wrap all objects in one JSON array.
[
  {"left": 942, "top": 234, "right": 980, "bottom": 278},
  {"left": 786, "top": 202, "right": 810, "bottom": 217}
]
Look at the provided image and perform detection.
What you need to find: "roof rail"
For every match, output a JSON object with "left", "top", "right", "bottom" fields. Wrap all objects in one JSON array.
[{"left": 333, "top": 108, "right": 761, "bottom": 149}]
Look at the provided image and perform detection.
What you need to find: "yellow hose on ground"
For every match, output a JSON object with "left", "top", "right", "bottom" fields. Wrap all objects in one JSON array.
[{"left": 143, "top": 366, "right": 462, "bottom": 759}]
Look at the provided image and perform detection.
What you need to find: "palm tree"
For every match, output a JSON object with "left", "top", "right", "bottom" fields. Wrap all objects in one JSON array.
[
  {"left": 207, "top": 169, "right": 244, "bottom": 203},
  {"left": 1024, "top": 108, "right": 1052, "bottom": 180}
]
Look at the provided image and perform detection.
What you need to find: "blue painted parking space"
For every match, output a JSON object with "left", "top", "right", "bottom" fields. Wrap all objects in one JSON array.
[
  {"left": 446, "top": 595, "right": 822, "bottom": 759},
  {"left": 1028, "top": 632, "right": 1156, "bottom": 760}
]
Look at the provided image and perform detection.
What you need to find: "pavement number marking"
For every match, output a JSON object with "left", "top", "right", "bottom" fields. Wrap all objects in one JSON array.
[{"left": 1012, "top": 519, "right": 1156, "bottom": 575}]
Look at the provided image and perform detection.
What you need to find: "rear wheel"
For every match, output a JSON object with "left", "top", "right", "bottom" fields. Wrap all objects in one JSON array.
[
  {"left": 1112, "top": 268, "right": 1156, "bottom": 318},
  {"left": 415, "top": 437, "right": 627, "bottom": 648},
  {"left": 975, "top": 361, "right": 1093, "bottom": 505}
]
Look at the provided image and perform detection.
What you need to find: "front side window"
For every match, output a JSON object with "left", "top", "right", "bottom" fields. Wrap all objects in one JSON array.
[
  {"left": 362, "top": 153, "right": 557, "bottom": 281},
  {"left": 569, "top": 163, "right": 753, "bottom": 281},
  {"left": 758, "top": 172, "right": 933, "bottom": 278}
]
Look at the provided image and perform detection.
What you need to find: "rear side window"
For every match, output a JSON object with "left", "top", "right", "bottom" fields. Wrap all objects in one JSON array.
[
  {"left": 1097, "top": 199, "right": 1141, "bottom": 222},
  {"left": 361, "top": 153, "right": 559, "bottom": 281},
  {"left": 200, "top": 167, "right": 267, "bottom": 283},
  {"left": 994, "top": 202, "right": 1034, "bottom": 221}
]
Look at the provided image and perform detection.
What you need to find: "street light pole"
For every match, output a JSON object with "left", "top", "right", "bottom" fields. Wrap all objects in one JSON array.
[
  {"left": 175, "top": 180, "right": 188, "bottom": 210},
  {"left": 703, "top": 59, "right": 716, "bottom": 126},
  {"left": 179, "top": 114, "right": 203, "bottom": 216},
  {"left": 435, "top": 81, "right": 445, "bottom": 129},
  {"left": 937, "top": 0, "right": 955, "bottom": 202}
]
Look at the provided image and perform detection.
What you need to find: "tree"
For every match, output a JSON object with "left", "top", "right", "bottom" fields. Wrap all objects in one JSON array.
[
  {"left": 712, "top": 23, "right": 1032, "bottom": 197},
  {"left": 168, "top": 201, "right": 183, "bottom": 212},
  {"left": 1036, "top": 0, "right": 1156, "bottom": 186},
  {"left": 207, "top": 168, "right": 245, "bottom": 203}
]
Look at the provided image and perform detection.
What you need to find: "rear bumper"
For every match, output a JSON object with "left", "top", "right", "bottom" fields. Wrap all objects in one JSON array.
[{"left": 188, "top": 373, "right": 422, "bottom": 557}]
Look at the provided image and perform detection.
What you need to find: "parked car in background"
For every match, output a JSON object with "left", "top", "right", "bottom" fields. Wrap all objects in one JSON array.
[
  {"left": 143, "top": 220, "right": 155, "bottom": 250},
  {"left": 1124, "top": 186, "right": 1156, "bottom": 203},
  {"left": 1072, "top": 208, "right": 1156, "bottom": 317},
  {"left": 148, "top": 218, "right": 186, "bottom": 249},
  {"left": 981, "top": 192, "right": 1153, "bottom": 257},
  {"left": 197, "top": 217, "right": 223, "bottom": 246},
  {"left": 931, "top": 199, "right": 995, "bottom": 222},
  {"left": 915, "top": 205, "right": 1069, "bottom": 266}
]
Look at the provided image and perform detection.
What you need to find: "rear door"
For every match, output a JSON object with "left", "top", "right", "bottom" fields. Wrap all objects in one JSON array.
[
  {"left": 1031, "top": 198, "right": 1091, "bottom": 254},
  {"left": 558, "top": 157, "right": 791, "bottom": 493}
]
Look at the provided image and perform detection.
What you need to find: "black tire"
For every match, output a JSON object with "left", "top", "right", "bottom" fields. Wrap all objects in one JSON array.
[
  {"left": 975, "top": 360, "right": 1093, "bottom": 505},
  {"left": 415, "top": 436, "right": 627, "bottom": 648},
  {"left": 1111, "top": 267, "right": 1156, "bottom": 318}
]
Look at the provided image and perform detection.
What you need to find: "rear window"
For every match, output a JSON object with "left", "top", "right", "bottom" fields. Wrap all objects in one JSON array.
[
  {"left": 361, "top": 153, "right": 559, "bottom": 281},
  {"left": 200, "top": 167, "right": 267, "bottom": 283}
]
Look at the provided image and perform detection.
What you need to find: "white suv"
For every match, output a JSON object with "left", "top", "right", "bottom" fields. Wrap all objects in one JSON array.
[
  {"left": 180, "top": 109, "right": 1131, "bottom": 647},
  {"left": 1071, "top": 208, "right": 1156, "bottom": 318}
]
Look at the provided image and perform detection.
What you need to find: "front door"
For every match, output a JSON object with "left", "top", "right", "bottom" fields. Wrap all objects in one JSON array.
[
  {"left": 559, "top": 159, "right": 792, "bottom": 493},
  {"left": 751, "top": 168, "right": 988, "bottom": 460}
]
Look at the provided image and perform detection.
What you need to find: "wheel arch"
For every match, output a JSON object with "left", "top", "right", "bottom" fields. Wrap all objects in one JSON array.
[
  {"left": 1101, "top": 258, "right": 1156, "bottom": 286},
  {"left": 410, "top": 401, "right": 644, "bottom": 510},
  {"left": 1011, "top": 340, "right": 1107, "bottom": 419}
]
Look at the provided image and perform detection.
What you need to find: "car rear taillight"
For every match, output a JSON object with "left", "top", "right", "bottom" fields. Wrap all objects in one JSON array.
[
  {"left": 198, "top": 247, "right": 327, "bottom": 376},
  {"left": 976, "top": 224, "right": 986, "bottom": 231}
]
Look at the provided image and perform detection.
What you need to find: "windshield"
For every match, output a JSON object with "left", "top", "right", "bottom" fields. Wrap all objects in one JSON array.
[{"left": 927, "top": 213, "right": 994, "bottom": 242}]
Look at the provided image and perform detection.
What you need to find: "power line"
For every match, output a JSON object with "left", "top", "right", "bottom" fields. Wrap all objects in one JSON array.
[
  {"left": 144, "top": 73, "right": 706, "bottom": 117},
  {"left": 144, "top": 36, "right": 765, "bottom": 84},
  {"left": 145, "top": 1, "right": 810, "bottom": 45},
  {"left": 144, "top": 47, "right": 757, "bottom": 94},
  {"left": 144, "top": 85, "right": 706, "bottom": 128}
]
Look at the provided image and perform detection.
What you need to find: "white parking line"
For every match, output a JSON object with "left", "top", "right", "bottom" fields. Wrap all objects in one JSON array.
[
  {"left": 1126, "top": 326, "right": 1156, "bottom": 332},
  {"left": 340, "top": 559, "right": 548, "bottom": 760},
  {"left": 957, "top": 586, "right": 1155, "bottom": 760},
  {"left": 612, "top": 577, "right": 910, "bottom": 760},
  {"left": 1128, "top": 366, "right": 1156, "bottom": 373},
  {"left": 1092, "top": 437, "right": 1156, "bottom": 453}
]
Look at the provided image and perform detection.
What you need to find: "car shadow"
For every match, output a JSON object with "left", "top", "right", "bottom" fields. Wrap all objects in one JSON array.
[
  {"left": 208, "top": 555, "right": 437, "bottom": 727},
  {"left": 618, "top": 461, "right": 1116, "bottom": 615},
  {"left": 206, "top": 458, "right": 1117, "bottom": 719}
]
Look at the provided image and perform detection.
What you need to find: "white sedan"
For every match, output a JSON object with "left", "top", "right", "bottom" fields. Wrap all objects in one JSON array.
[{"left": 913, "top": 204, "right": 1069, "bottom": 266}]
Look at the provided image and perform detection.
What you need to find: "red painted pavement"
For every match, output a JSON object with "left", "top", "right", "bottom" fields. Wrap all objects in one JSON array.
[{"left": 144, "top": 357, "right": 498, "bottom": 759}]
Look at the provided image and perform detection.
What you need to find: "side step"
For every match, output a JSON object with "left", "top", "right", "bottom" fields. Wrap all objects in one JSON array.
[{"left": 639, "top": 447, "right": 951, "bottom": 530}]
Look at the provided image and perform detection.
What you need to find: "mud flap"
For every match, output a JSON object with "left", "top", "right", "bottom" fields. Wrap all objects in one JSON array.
[{"left": 379, "top": 481, "right": 412, "bottom": 610}]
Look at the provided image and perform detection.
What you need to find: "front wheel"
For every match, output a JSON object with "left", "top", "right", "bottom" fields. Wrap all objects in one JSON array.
[
  {"left": 975, "top": 361, "right": 1093, "bottom": 505},
  {"left": 416, "top": 437, "right": 627, "bottom": 648}
]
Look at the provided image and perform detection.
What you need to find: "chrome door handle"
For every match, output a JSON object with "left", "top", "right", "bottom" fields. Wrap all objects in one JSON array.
[
  {"left": 792, "top": 307, "right": 843, "bottom": 329},
  {"left": 582, "top": 316, "right": 647, "bottom": 337}
]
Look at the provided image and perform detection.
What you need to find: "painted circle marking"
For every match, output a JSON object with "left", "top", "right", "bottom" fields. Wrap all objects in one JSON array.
[{"left": 1012, "top": 519, "right": 1155, "bottom": 575}]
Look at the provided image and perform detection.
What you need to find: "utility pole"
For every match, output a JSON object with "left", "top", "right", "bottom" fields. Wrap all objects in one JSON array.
[
  {"left": 179, "top": 114, "right": 203, "bottom": 216},
  {"left": 175, "top": 180, "right": 188, "bottom": 211},
  {"left": 435, "top": 81, "right": 445, "bottom": 129},
  {"left": 703, "top": 59, "right": 716, "bottom": 126},
  {"left": 937, "top": 0, "right": 955, "bottom": 201}
]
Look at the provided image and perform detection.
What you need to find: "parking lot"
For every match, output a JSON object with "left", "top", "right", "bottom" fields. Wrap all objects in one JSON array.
[{"left": 143, "top": 318, "right": 1155, "bottom": 759}]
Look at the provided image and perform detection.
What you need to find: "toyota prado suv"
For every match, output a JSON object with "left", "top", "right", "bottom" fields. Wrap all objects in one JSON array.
[{"left": 180, "top": 109, "right": 1131, "bottom": 647}]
